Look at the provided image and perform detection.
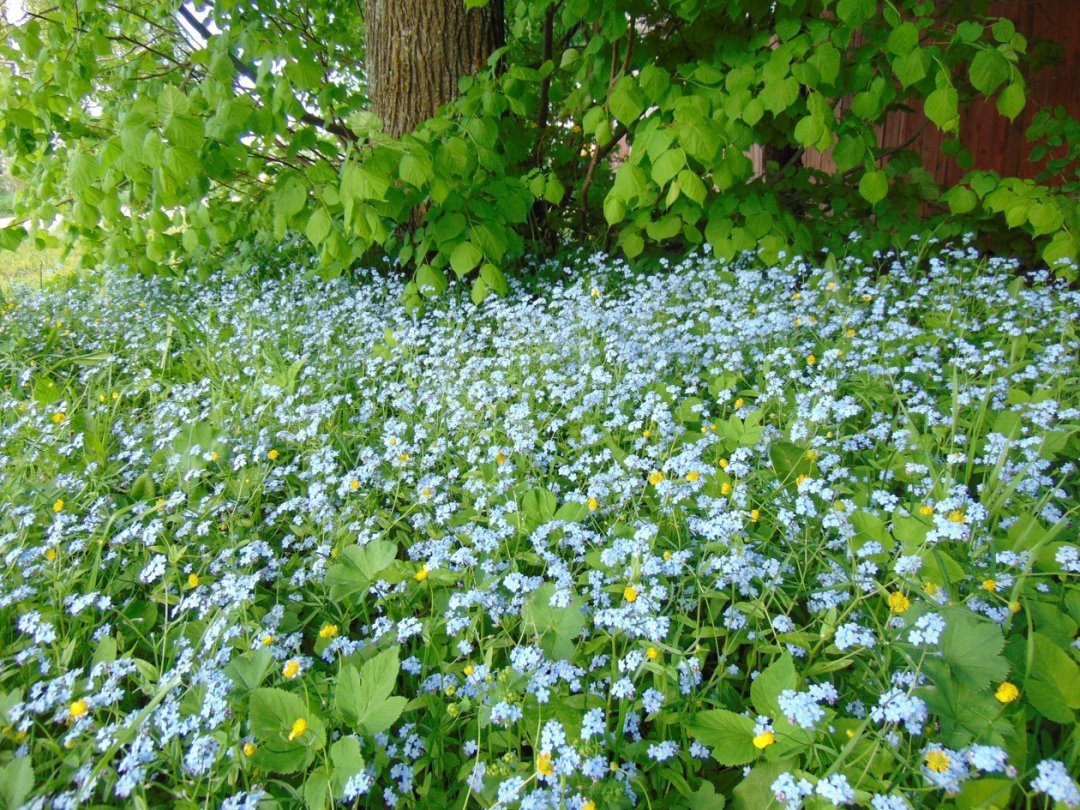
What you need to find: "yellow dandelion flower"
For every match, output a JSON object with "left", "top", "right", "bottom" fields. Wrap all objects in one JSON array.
[
  {"left": 282, "top": 659, "right": 301, "bottom": 679},
  {"left": 750, "top": 509, "right": 760, "bottom": 522},
  {"left": 581, "top": 801, "right": 596, "bottom": 810},
  {"left": 888, "top": 592, "right": 911, "bottom": 614},
  {"left": 646, "top": 647, "right": 659, "bottom": 660},
  {"left": 268, "top": 449, "right": 280, "bottom": 461},
  {"left": 52, "top": 411, "right": 66, "bottom": 424},
  {"left": 719, "top": 458, "right": 729, "bottom": 469},
  {"left": 496, "top": 452, "right": 507, "bottom": 465},
  {"left": 983, "top": 579, "right": 997, "bottom": 592},
  {"left": 349, "top": 479, "right": 360, "bottom": 490},
  {"left": 995, "top": 682, "right": 1019, "bottom": 703},
  {"left": 287, "top": 717, "right": 308, "bottom": 741},
  {"left": 261, "top": 634, "right": 273, "bottom": 646},
  {"left": 846, "top": 328, "right": 856, "bottom": 337},
  {"left": 210, "top": 451, "right": 219, "bottom": 462},
  {"left": 721, "top": 481, "right": 732, "bottom": 496},
  {"left": 733, "top": 398, "right": 745, "bottom": 409},
  {"left": 464, "top": 665, "right": 475, "bottom": 676},
  {"left": 648, "top": 470, "right": 664, "bottom": 486},
  {"left": 642, "top": 429, "right": 651, "bottom": 439},
  {"left": 752, "top": 731, "right": 776, "bottom": 749}
]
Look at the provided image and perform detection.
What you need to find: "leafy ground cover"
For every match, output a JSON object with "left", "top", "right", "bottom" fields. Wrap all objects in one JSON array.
[{"left": 0, "top": 241, "right": 1077, "bottom": 810}]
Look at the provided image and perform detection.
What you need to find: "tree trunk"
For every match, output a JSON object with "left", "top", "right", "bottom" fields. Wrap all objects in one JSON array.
[{"left": 364, "top": 0, "right": 505, "bottom": 138}]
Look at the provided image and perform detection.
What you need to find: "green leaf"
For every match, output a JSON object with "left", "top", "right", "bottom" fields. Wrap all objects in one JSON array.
[
  {"left": 325, "top": 540, "right": 398, "bottom": 601},
  {"left": 304, "top": 771, "right": 329, "bottom": 810},
  {"left": 1025, "top": 632, "right": 1080, "bottom": 723},
  {"left": 225, "top": 648, "right": 274, "bottom": 693},
  {"left": 543, "top": 174, "right": 565, "bottom": 204},
  {"left": 886, "top": 22, "right": 919, "bottom": 55},
  {"left": 0, "top": 756, "right": 33, "bottom": 810},
  {"left": 969, "top": 49, "right": 1009, "bottom": 96},
  {"left": 687, "top": 779, "right": 727, "bottom": 810},
  {"left": 450, "top": 242, "right": 483, "bottom": 277},
  {"left": 940, "top": 609, "right": 1008, "bottom": 689},
  {"left": 761, "top": 77, "right": 799, "bottom": 115},
  {"left": 945, "top": 185, "right": 977, "bottom": 215},
  {"left": 996, "top": 82, "right": 1025, "bottom": 121},
  {"left": 69, "top": 152, "right": 97, "bottom": 192},
  {"left": 523, "top": 582, "right": 587, "bottom": 660},
  {"left": 336, "top": 648, "right": 406, "bottom": 735},
  {"left": 249, "top": 688, "right": 325, "bottom": 773},
  {"left": 330, "top": 735, "right": 366, "bottom": 793},
  {"left": 678, "top": 169, "right": 707, "bottom": 205},
  {"left": 305, "top": 208, "right": 332, "bottom": 246},
  {"left": 651, "top": 148, "right": 686, "bottom": 186},
  {"left": 751, "top": 654, "right": 796, "bottom": 719},
  {"left": 793, "top": 115, "right": 825, "bottom": 149},
  {"left": 858, "top": 170, "right": 888, "bottom": 205},
  {"left": 609, "top": 75, "right": 645, "bottom": 125},
  {"left": 480, "top": 263, "right": 507, "bottom": 296},
  {"left": 769, "top": 441, "right": 812, "bottom": 484},
  {"left": 399, "top": 153, "right": 433, "bottom": 188},
  {"left": 686, "top": 710, "right": 757, "bottom": 766},
  {"left": 603, "top": 195, "right": 627, "bottom": 225},
  {"left": 415, "top": 264, "right": 448, "bottom": 296},
  {"left": 925, "top": 85, "right": 959, "bottom": 133},
  {"left": 621, "top": 230, "right": 644, "bottom": 258},
  {"left": 836, "top": 0, "right": 874, "bottom": 25}
]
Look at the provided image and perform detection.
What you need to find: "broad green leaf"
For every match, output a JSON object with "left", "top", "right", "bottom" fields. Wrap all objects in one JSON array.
[
  {"left": 686, "top": 710, "right": 757, "bottom": 766},
  {"left": 609, "top": 75, "right": 645, "bottom": 126},
  {"left": 859, "top": 170, "right": 888, "bottom": 205},
  {"left": 249, "top": 688, "right": 325, "bottom": 773},
  {"left": 450, "top": 242, "right": 483, "bottom": 277},
  {"left": 751, "top": 654, "right": 795, "bottom": 719},
  {"left": 996, "top": 82, "right": 1025, "bottom": 121},
  {"left": 336, "top": 649, "right": 406, "bottom": 735},
  {"left": 305, "top": 208, "right": 332, "bottom": 246},
  {"left": 969, "top": 49, "right": 1009, "bottom": 96},
  {"left": 925, "top": 85, "right": 959, "bottom": 133},
  {"left": 945, "top": 185, "right": 977, "bottom": 215},
  {"left": 416, "top": 264, "right": 448, "bottom": 296},
  {"left": 1025, "top": 632, "right": 1080, "bottom": 723},
  {"left": 886, "top": 22, "right": 919, "bottom": 55},
  {"left": 939, "top": 609, "right": 1008, "bottom": 689},
  {"left": 651, "top": 148, "right": 686, "bottom": 186}
]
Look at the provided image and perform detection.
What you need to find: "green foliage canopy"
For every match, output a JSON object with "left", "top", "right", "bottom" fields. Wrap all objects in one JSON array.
[{"left": 0, "top": 0, "right": 1077, "bottom": 299}]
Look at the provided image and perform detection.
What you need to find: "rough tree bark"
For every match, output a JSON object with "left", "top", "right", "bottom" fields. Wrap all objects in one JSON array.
[{"left": 364, "top": 0, "right": 505, "bottom": 138}]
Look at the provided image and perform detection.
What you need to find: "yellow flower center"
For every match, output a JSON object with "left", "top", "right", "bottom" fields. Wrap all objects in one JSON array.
[
  {"left": 623, "top": 586, "right": 638, "bottom": 603},
  {"left": 919, "top": 504, "right": 935, "bottom": 516},
  {"left": 586, "top": 497, "right": 599, "bottom": 511},
  {"left": 261, "top": 634, "right": 273, "bottom": 646},
  {"left": 948, "top": 510, "right": 966, "bottom": 524},
  {"left": 52, "top": 411, "right": 66, "bottom": 424},
  {"left": 537, "top": 752, "right": 555, "bottom": 777},
  {"left": 319, "top": 624, "right": 339, "bottom": 639},
  {"left": 795, "top": 474, "right": 809, "bottom": 488},
  {"left": 646, "top": 647, "right": 659, "bottom": 660},
  {"left": 282, "top": 659, "right": 301, "bottom": 679},
  {"left": 752, "top": 731, "right": 776, "bottom": 749},
  {"left": 287, "top": 717, "right": 308, "bottom": 741},
  {"left": 925, "top": 749, "right": 950, "bottom": 773},
  {"left": 268, "top": 449, "right": 280, "bottom": 460},
  {"left": 69, "top": 700, "right": 88, "bottom": 718},
  {"left": 719, "top": 458, "right": 729, "bottom": 469},
  {"left": 982, "top": 579, "right": 997, "bottom": 592}
]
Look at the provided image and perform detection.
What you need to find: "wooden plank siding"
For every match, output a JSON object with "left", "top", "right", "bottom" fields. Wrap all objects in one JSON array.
[{"left": 801, "top": 0, "right": 1079, "bottom": 184}]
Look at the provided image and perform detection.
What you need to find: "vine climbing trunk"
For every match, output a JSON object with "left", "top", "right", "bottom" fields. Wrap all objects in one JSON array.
[{"left": 364, "top": 0, "right": 506, "bottom": 138}]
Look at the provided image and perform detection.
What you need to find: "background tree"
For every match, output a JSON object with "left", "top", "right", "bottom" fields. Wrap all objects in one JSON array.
[{"left": 0, "top": 0, "right": 1076, "bottom": 301}]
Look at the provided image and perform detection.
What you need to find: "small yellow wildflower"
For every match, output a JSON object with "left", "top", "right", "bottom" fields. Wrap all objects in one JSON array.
[
  {"left": 805, "top": 449, "right": 817, "bottom": 462},
  {"left": 846, "top": 328, "right": 856, "bottom": 338},
  {"left": 587, "top": 497, "right": 599, "bottom": 511},
  {"left": 648, "top": 470, "right": 664, "bottom": 486},
  {"left": 719, "top": 458, "right": 729, "bottom": 469},
  {"left": 948, "top": 510, "right": 966, "bottom": 524},
  {"left": 44, "top": 548, "right": 57, "bottom": 561},
  {"left": 750, "top": 509, "right": 760, "bottom": 522},
  {"left": 268, "top": 449, "right": 280, "bottom": 461},
  {"left": 398, "top": 452, "right": 410, "bottom": 463},
  {"left": 795, "top": 474, "right": 809, "bottom": 488},
  {"left": 924, "top": 582, "right": 941, "bottom": 597},
  {"left": 1009, "top": 601, "right": 1021, "bottom": 614},
  {"left": 663, "top": 550, "right": 672, "bottom": 560},
  {"left": 210, "top": 451, "right": 219, "bottom": 462},
  {"left": 537, "top": 753, "right": 555, "bottom": 777},
  {"left": 623, "top": 586, "right": 638, "bottom": 603},
  {"left": 863, "top": 294, "right": 873, "bottom": 302},
  {"left": 983, "top": 579, "right": 997, "bottom": 592},
  {"left": 243, "top": 742, "right": 257, "bottom": 756},
  {"left": 919, "top": 504, "right": 935, "bottom": 517},
  {"left": 261, "top": 634, "right": 273, "bottom": 646},
  {"left": 282, "top": 659, "right": 301, "bottom": 679},
  {"left": 995, "top": 682, "right": 1019, "bottom": 704},
  {"left": 112, "top": 391, "right": 120, "bottom": 400},
  {"left": 591, "top": 288, "right": 600, "bottom": 297},
  {"left": 319, "top": 624, "right": 339, "bottom": 639},
  {"left": 734, "top": 398, "right": 744, "bottom": 409},
  {"left": 187, "top": 573, "right": 199, "bottom": 589},
  {"left": 806, "top": 353, "right": 817, "bottom": 366},
  {"left": 496, "top": 452, "right": 507, "bottom": 465},
  {"left": 685, "top": 470, "right": 700, "bottom": 483},
  {"left": 642, "top": 429, "right": 651, "bottom": 439},
  {"left": 925, "top": 749, "right": 950, "bottom": 773},
  {"left": 349, "top": 479, "right": 360, "bottom": 490},
  {"left": 721, "top": 481, "right": 732, "bottom": 496},
  {"left": 888, "top": 592, "right": 911, "bottom": 614},
  {"left": 646, "top": 647, "right": 659, "bottom": 660},
  {"left": 464, "top": 665, "right": 475, "bottom": 676},
  {"left": 581, "top": 801, "right": 596, "bottom": 810},
  {"left": 287, "top": 717, "right": 308, "bottom": 741},
  {"left": 52, "top": 499, "right": 64, "bottom": 513},
  {"left": 52, "top": 411, "right": 66, "bottom": 424},
  {"left": 69, "top": 700, "right": 88, "bottom": 718},
  {"left": 415, "top": 565, "right": 429, "bottom": 582},
  {"left": 752, "top": 731, "right": 776, "bottom": 749}
]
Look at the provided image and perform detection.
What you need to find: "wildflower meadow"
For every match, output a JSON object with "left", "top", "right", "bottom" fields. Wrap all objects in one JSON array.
[{"left": 0, "top": 240, "right": 1077, "bottom": 809}]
